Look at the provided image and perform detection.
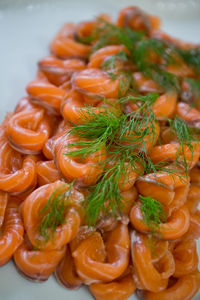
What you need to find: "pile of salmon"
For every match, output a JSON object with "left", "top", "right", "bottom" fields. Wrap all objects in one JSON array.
[{"left": 0, "top": 6, "right": 200, "bottom": 300}]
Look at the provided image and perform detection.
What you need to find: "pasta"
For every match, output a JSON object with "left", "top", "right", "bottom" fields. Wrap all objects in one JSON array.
[{"left": 0, "top": 6, "right": 200, "bottom": 300}]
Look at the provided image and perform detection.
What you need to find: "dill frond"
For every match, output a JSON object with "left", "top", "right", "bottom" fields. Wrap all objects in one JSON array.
[
  {"left": 85, "top": 153, "right": 142, "bottom": 226},
  {"left": 150, "top": 68, "right": 180, "bottom": 92},
  {"left": 118, "top": 92, "right": 159, "bottom": 106},
  {"left": 169, "top": 116, "right": 197, "bottom": 171},
  {"left": 67, "top": 108, "right": 124, "bottom": 158},
  {"left": 100, "top": 50, "right": 133, "bottom": 96},
  {"left": 100, "top": 50, "right": 128, "bottom": 71},
  {"left": 139, "top": 195, "right": 166, "bottom": 232},
  {"left": 91, "top": 19, "right": 143, "bottom": 53},
  {"left": 178, "top": 48, "right": 200, "bottom": 73},
  {"left": 133, "top": 39, "right": 166, "bottom": 71},
  {"left": 65, "top": 96, "right": 159, "bottom": 224},
  {"left": 132, "top": 39, "right": 180, "bottom": 91},
  {"left": 38, "top": 182, "right": 74, "bottom": 242}
]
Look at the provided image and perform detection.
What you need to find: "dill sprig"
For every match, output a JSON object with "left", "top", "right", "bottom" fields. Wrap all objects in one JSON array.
[
  {"left": 132, "top": 39, "right": 180, "bottom": 91},
  {"left": 85, "top": 152, "right": 141, "bottom": 226},
  {"left": 151, "top": 68, "right": 180, "bottom": 92},
  {"left": 65, "top": 94, "right": 159, "bottom": 224},
  {"left": 67, "top": 92, "right": 158, "bottom": 159},
  {"left": 38, "top": 183, "right": 74, "bottom": 242},
  {"left": 170, "top": 116, "right": 195, "bottom": 144},
  {"left": 118, "top": 92, "right": 158, "bottom": 106},
  {"left": 67, "top": 108, "right": 123, "bottom": 158},
  {"left": 139, "top": 195, "right": 166, "bottom": 232},
  {"left": 178, "top": 48, "right": 200, "bottom": 74},
  {"left": 100, "top": 50, "right": 128, "bottom": 71},
  {"left": 169, "top": 116, "right": 197, "bottom": 171},
  {"left": 91, "top": 19, "right": 143, "bottom": 54},
  {"left": 100, "top": 50, "right": 133, "bottom": 95}
]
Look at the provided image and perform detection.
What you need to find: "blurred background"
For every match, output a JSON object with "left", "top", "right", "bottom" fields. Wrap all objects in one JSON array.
[{"left": 0, "top": 0, "right": 200, "bottom": 120}]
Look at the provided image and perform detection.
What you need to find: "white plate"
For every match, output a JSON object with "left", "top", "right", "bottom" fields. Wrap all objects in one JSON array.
[{"left": 0, "top": 0, "right": 200, "bottom": 299}]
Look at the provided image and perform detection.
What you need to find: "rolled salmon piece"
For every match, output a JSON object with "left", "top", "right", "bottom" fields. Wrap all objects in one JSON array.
[
  {"left": 72, "top": 223, "right": 130, "bottom": 284},
  {"left": 21, "top": 181, "right": 84, "bottom": 250},
  {"left": 14, "top": 238, "right": 66, "bottom": 282},
  {"left": 0, "top": 199, "right": 24, "bottom": 266}
]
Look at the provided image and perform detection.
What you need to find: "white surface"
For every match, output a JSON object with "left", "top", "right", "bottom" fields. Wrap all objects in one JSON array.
[{"left": 0, "top": 0, "right": 200, "bottom": 299}]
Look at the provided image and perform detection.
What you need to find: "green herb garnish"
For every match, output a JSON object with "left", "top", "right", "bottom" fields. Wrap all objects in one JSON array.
[
  {"left": 139, "top": 195, "right": 166, "bottom": 232},
  {"left": 65, "top": 94, "right": 161, "bottom": 224},
  {"left": 90, "top": 19, "right": 144, "bottom": 54},
  {"left": 169, "top": 116, "right": 197, "bottom": 171},
  {"left": 38, "top": 183, "right": 74, "bottom": 242},
  {"left": 100, "top": 50, "right": 128, "bottom": 71},
  {"left": 179, "top": 48, "right": 200, "bottom": 73}
]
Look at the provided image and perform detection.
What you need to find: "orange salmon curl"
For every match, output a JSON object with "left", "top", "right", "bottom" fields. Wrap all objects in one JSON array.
[
  {"left": 117, "top": 6, "right": 161, "bottom": 36},
  {"left": 140, "top": 271, "right": 200, "bottom": 300},
  {"left": 182, "top": 211, "right": 200, "bottom": 241},
  {"left": 0, "top": 140, "right": 37, "bottom": 194},
  {"left": 172, "top": 239, "right": 198, "bottom": 278},
  {"left": 36, "top": 160, "right": 62, "bottom": 186},
  {"left": 61, "top": 89, "right": 105, "bottom": 125},
  {"left": 130, "top": 202, "right": 190, "bottom": 240},
  {"left": 89, "top": 273, "right": 136, "bottom": 300},
  {"left": 55, "top": 245, "right": 83, "bottom": 289},
  {"left": 149, "top": 142, "right": 200, "bottom": 170},
  {"left": 21, "top": 181, "right": 84, "bottom": 251},
  {"left": 0, "top": 191, "right": 8, "bottom": 228},
  {"left": 72, "top": 68, "right": 129, "bottom": 99},
  {"left": 38, "top": 56, "right": 86, "bottom": 87},
  {"left": 26, "top": 80, "right": 66, "bottom": 115},
  {"left": 42, "top": 120, "right": 68, "bottom": 160},
  {"left": 50, "top": 23, "right": 90, "bottom": 59},
  {"left": 88, "top": 45, "right": 129, "bottom": 69},
  {"left": 176, "top": 102, "right": 200, "bottom": 129},
  {"left": 53, "top": 132, "right": 106, "bottom": 186},
  {"left": 131, "top": 232, "right": 175, "bottom": 293},
  {"left": 0, "top": 199, "right": 24, "bottom": 266},
  {"left": 72, "top": 223, "right": 130, "bottom": 284},
  {"left": 14, "top": 238, "right": 66, "bottom": 282},
  {"left": 6, "top": 108, "right": 51, "bottom": 154},
  {"left": 132, "top": 72, "right": 161, "bottom": 94}
]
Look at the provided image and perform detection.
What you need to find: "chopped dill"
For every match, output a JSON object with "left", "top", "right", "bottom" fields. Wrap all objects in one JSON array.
[
  {"left": 139, "top": 195, "right": 166, "bottom": 232},
  {"left": 38, "top": 182, "right": 74, "bottom": 242}
]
